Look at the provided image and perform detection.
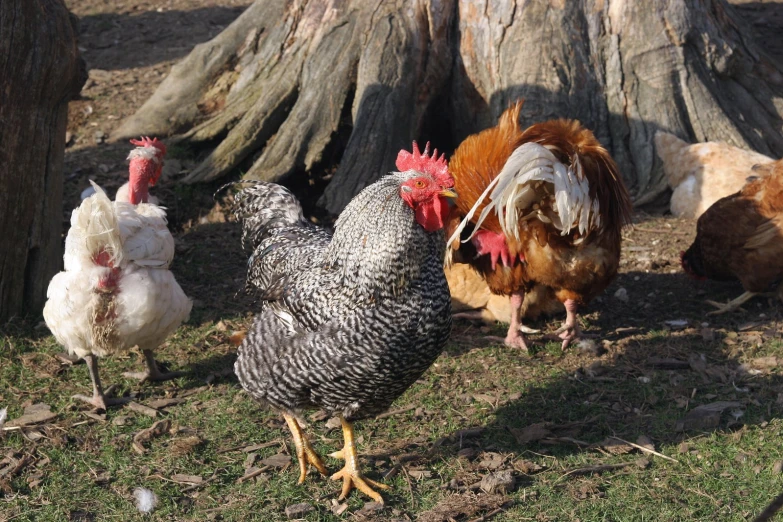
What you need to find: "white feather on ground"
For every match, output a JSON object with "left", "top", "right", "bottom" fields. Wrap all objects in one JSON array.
[
  {"left": 133, "top": 487, "right": 158, "bottom": 514},
  {"left": 654, "top": 131, "right": 774, "bottom": 219},
  {"left": 0, "top": 407, "right": 7, "bottom": 431}
]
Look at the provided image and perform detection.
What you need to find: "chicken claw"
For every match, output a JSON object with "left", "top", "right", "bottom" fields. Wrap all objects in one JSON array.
[
  {"left": 329, "top": 416, "right": 389, "bottom": 503},
  {"left": 705, "top": 291, "right": 759, "bottom": 315},
  {"left": 73, "top": 355, "right": 130, "bottom": 411},
  {"left": 283, "top": 415, "right": 328, "bottom": 483}
]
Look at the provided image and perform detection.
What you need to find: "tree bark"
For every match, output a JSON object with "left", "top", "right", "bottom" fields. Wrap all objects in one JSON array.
[
  {"left": 115, "top": 0, "right": 783, "bottom": 214},
  {"left": 0, "top": 1, "right": 86, "bottom": 323}
]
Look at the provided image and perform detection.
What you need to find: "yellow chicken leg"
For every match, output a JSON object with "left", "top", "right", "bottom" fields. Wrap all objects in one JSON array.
[
  {"left": 329, "top": 416, "right": 390, "bottom": 503},
  {"left": 283, "top": 414, "right": 328, "bottom": 484}
]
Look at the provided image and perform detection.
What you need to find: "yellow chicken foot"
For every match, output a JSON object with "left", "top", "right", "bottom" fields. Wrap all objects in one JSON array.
[
  {"left": 706, "top": 291, "right": 760, "bottom": 315},
  {"left": 283, "top": 414, "right": 328, "bottom": 484},
  {"left": 329, "top": 416, "right": 390, "bottom": 503},
  {"left": 72, "top": 355, "right": 130, "bottom": 410},
  {"left": 123, "top": 349, "right": 186, "bottom": 382}
]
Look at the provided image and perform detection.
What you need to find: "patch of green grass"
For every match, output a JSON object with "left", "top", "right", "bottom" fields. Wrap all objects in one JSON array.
[{"left": 3, "top": 287, "right": 783, "bottom": 521}]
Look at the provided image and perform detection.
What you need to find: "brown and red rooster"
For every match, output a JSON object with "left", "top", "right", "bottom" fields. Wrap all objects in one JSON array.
[
  {"left": 447, "top": 101, "right": 633, "bottom": 350},
  {"left": 681, "top": 158, "right": 783, "bottom": 314}
]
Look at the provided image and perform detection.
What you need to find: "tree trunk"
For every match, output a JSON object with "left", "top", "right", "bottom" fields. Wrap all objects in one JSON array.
[
  {"left": 115, "top": 0, "right": 783, "bottom": 215},
  {"left": 0, "top": 1, "right": 86, "bottom": 323}
]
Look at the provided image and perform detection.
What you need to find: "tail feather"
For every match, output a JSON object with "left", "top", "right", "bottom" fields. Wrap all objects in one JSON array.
[
  {"left": 448, "top": 142, "right": 597, "bottom": 249},
  {"left": 220, "top": 180, "right": 307, "bottom": 251},
  {"left": 71, "top": 182, "right": 123, "bottom": 267}
]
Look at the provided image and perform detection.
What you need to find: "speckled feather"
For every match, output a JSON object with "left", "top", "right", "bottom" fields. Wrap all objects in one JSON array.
[{"left": 230, "top": 174, "right": 452, "bottom": 422}]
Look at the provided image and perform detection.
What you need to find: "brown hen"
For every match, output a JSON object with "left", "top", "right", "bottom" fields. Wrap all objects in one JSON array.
[{"left": 681, "top": 158, "right": 783, "bottom": 314}]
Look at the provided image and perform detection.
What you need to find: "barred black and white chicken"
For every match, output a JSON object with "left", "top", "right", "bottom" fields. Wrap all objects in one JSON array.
[{"left": 228, "top": 143, "right": 455, "bottom": 503}]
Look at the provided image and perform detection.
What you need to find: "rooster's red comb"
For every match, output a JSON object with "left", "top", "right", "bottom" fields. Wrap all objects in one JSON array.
[
  {"left": 396, "top": 141, "right": 453, "bottom": 188},
  {"left": 130, "top": 136, "right": 167, "bottom": 156}
]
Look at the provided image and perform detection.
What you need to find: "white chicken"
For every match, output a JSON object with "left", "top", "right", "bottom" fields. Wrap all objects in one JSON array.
[{"left": 44, "top": 138, "right": 192, "bottom": 410}]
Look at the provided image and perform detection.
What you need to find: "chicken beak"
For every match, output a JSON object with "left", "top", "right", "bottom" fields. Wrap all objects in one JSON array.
[{"left": 440, "top": 188, "right": 458, "bottom": 199}]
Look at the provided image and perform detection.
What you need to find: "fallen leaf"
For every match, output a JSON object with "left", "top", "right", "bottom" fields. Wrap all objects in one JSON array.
[
  {"left": 132, "top": 419, "right": 171, "bottom": 454},
  {"left": 127, "top": 402, "right": 159, "bottom": 418},
  {"left": 510, "top": 422, "right": 551, "bottom": 444},
  {"left": 260, "top": 453, "right": 291, "bottom": 468},
  {"left": 599, "top": 438, "right": 633, "bottom": 455},
  {"left": 514, "top": 459, "right": 545, "bottom": 474},
  {"left": 480, "top": 470, "right": 516, "bottom": 494},
  {"left": 330, "top": 501, "right": 349, "bottom": 515},
  {"left": 5, "top": 403, "right": 57, "bottom": 428},
  {"left": 169, "top": 436, "right": 203, "bottom": 456},
  {"left": 751, "top": 356, "right": 779, "bottom": 369},
  {"left": 170, "top": 474, "right": 203, "bottom": 485},
  {"left": 675, "top": 401, "right": 741, "bottom": 432},
  {"left": 285, "top": 503, "right": 314, "bottom": 519},
  {"left": 309, "top": 410, "right": 329, "bottom": 422},
  {"left": 476, "top": 452, "right": 505, "bottom": 471},
  {"left": 636, "top": 435, "right": 655, "bottom": 452},
  {"left": 324, "top": 417, "right": 342, "bottom": 430},
  {"left": 147, "top": 398, "right": 185, "bottom": 409},
  {"left": 355, "top": 501, "right": 384, "bottom": 518},
  {"left": 457, "top": 448, "right": 478, "bottom": 460},
  {"left": 407, "top": 469, "right": 432, "bottom": 480},
  {"left": 418, "top": 492, "right": 509, "bottom": 522}
]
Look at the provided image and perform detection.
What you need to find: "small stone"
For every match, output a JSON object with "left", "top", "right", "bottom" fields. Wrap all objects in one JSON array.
[
  {"left": 772, "top": 461, "right": 783, "bottom": 474},
  {"left": 613, "top": 287, "right": 628, "bottom": 302},
  {"left": 284, "top": 503, "right": 314, "bottom": 519},
  {"left": 480, "top": 470, "right": 516, "bottom": 494}
]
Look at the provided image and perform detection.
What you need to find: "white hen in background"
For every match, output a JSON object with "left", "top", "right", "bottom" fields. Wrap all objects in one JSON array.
[
  {"left": 655, "top": 131, "right": 774, "bottom": 219},
  {"left": 44, "top": 138, "right": 191, "bottom": 410}
]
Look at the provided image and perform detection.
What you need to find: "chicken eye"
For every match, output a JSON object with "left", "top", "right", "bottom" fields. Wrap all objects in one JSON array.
[{"left": 414, "top": 180, "right": 426, "bottom": 189}]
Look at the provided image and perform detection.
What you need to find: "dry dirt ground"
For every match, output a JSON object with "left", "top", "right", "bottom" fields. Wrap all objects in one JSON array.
[{"left": 4, "top": 0, "right": 783, "bottom": 520}]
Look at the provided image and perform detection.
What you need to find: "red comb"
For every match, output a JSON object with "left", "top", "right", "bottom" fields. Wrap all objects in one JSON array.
[
  {"left": 130, "top": 136, "right": 167, "bottom": 156},
  {"left": 396, "top": 141, "right": 453, "bottom": 188}
]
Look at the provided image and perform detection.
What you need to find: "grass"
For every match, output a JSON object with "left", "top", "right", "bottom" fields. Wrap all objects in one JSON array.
[{"left": 2, "top": 305, "right": 783, "bottom": 521}]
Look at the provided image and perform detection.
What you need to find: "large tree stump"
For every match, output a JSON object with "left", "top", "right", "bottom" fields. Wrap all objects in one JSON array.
[
  {"left": 116, "top": 0, "right": 783, "bottom": 214},
  {"left": 0, "top": 1, "right": 86, "bottom": 323}
]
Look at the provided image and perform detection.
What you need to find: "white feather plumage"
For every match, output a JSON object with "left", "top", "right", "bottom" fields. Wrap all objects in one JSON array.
[
  {"left": 133, "top": 487, "right": 159, "bottom": 514},
  {"left": 447, "top": 142, "right": 600, "bottom": 251},
  {"left": 44, "top": 181, "right": 191, "bottom": 360}
]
